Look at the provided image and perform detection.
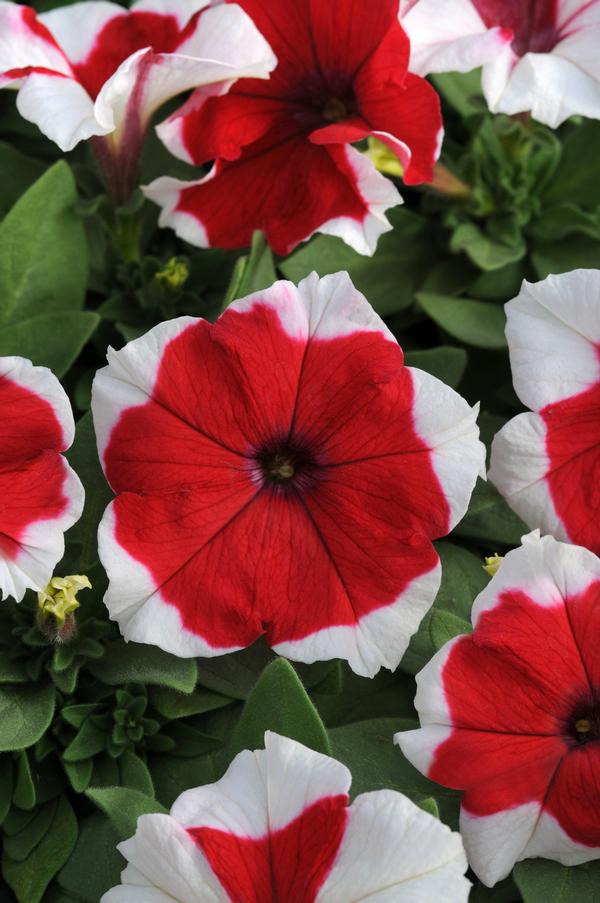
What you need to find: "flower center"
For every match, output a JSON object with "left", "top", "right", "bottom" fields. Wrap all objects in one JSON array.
[
  {"left": 322, "top": 97, "right": 350, "bottom": 123},
  {"left": 569, "top": 704, "right": 600, "bottom": 745},
  {"left": 254, "top": 440, "right": 318, "bottom": 492}
]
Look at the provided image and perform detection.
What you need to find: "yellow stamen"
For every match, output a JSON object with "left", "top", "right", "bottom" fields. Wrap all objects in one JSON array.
[{"left": 483, "top": 554, "right": 504, "bottom": 577}]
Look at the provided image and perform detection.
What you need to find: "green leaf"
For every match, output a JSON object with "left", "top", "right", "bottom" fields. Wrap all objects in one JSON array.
[
  {"left": 280, "top": 209, "right": 432, "bottom": 316},
  {"left": 0, "top": 161, "right": 88, "bottom": 325},
  {"left": 330, "top": 717, "right": 460, "bottom": 827},
  {"left": 450, "top": 222, "right": 525, "bottom": 271},
  {"left": 150, "top": 753, "right": 216, "bottom": 809},
  {"left": 85, "top": 786, "right": 166, "bottom": 842},
  {"left": 417, "top": 797, "right": 439, "bottom": 818},
  {"left": 455, "top": 478, "right": 527, "bottom": 546},
  {"left": 63, "top": 759, "right": 94, "bottom": 794},
  {"left": 224, "top": 231, "right": 277, "bottom": 305},
  {"left": 0, "top": 684, "right": 55, "bottom": 752},
  {"left": 3, "top": 796, "right": 77, "bottom": 903},
  {"left": 402, "top": 542, "right": 484, "bottom": 674},
  {"left": 58, "top": 813, "right": 122, "bottom": 902},
  {"left": 4, "top": 800, "right": 56, "bottom": 861},
  {"left": 12, "top": 752, "right": 35, "bottom": 811},
  {"left": 195, "top": 639, "right": 336, "bottom": 700},
  {"left": 0, "top": 652, "right": 28, "bottom": 684},
  {"left": 543, "top": 120, "right": 600, "bottom": 208},
  {"left": 118, "top": 750, "right": 154, "bottom": 796},
  {"left": 62, "top": 721, "right": 106, "bottom": 763},
  {"left": 88, "top": 640, "right": 197, "bottom": 693},
  {"left": 514, "top": 858, "right": 600, "bottom": 902},
  {"left": 229, "top": 659, "right": 330, "bottom": 759},
  {"left": 0, "top": 311, "right": 100, "bottom": 378},
  {"left": 65, "top": 412, "right": 113, "bottom": 569},
  {"left": 416, "top": 292, "right": 507, "bottom": 349},
  {"left": 0, "top": 142, "right": 46, "bottom": 218},
  {"left": 162, "top": 723, "right": 220, "bottom": 759},
  {"left": 403, "top": 346, "right": 467, "bottom": 389},
  {"left": 430, "top": 69, "right": 485, "bottom": 117},
  {"left": 0, "top": 755, "right": 14, "bottom": 825},
  {"left": 532, "top": 235, "right": 600, "bottom": 280},
  {"left": 149, "top": 686, "right": 231, "bottom": 720}
]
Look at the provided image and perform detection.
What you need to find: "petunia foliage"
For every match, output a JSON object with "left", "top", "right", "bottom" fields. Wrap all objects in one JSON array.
[{"left": 0, "top": 0, "right": 598, "bottom": 901}]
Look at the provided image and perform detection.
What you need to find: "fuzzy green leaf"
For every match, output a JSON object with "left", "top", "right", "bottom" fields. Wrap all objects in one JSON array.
[
  {"left": 85, "top": 786, "right": 166, "bottom": 842},
  {"left": 417, "top": 292, "right": 507, "bottom": 349},
  {"left": 0, "top": 311, "right": 100, "bottom": 378},
  {"left": 229, "top": 658, "right": 330, "bottom": 760},
  {"left": 0, "top": 684, "right": 55, "bottom": 752},
  {"left": 88, "top": 640, "right": 197, "bottom": 693},
  {"left": 514, "top": 859, "right": 600, "bottom": 902},
  {"left": 3, "top": 796, "right": 77, "bottom": 903}
]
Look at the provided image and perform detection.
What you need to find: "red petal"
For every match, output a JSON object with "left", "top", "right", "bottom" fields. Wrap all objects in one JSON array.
[
  {"left": 189, "top": 796, "right": 348, "bottom": 903},
  {"left": 0, "top": 452, "right": 68, "bottom": 558},
  {"left": 0, "top": 373, "right": 65, "bottom": 465},
  {"left": 544, "top": 744, "right": 600, "bottom": 846},
  {"left": 174, "top": 136, "right": 371, "bottom": 255},
  {"left": 543, "top": 382, "right": 600, "bottom": 555}
]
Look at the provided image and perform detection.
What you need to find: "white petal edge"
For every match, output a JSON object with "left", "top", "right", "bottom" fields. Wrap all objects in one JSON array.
[
  {"left": 505, "top": 270, "right": 600, "bottom": 410},
  {"left": 409, "top": 366, "right": 486, "bottom": 531},
  {"left": 274, "top": 558, "right": 442, "bottom": 678},
  {"left": 0, "top": 459, "right": 85, "bottom": 602},
  {"left": 487, "top": 412, "right": 563, "bottom": 541},
  {"left": 171, "top": 732, "right": 351, "bottom": 835},
  {"left": 97, "top": 501, "right": 242, "bottom": 658},
  {"left": 318, "top": 789, "right": 470, "bottom": 902}
]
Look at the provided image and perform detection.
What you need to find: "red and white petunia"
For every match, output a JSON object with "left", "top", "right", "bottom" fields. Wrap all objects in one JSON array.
[
  {"left": 144, "top": 0, "right": 444, "bottom": 257},
  {"left": 102, "top": 730, "right": 471, "bottom": 903},
  {"left": 400, "top": 0, "right": 600, "bottom": 127},
  {"left": 396, "top": 531, "right": 600, "bottom": 886},
  {"left": 489, "top": 269, "right": 600, "bottom": 556},
  {"left": 0, "top": 0, "right": 276, "bottom": 202},
  {"left": 91, "top": 272, "right": 484, "bottom": 677},
  {"left": 0, "top": 356, "right": 84, "bottom": 603}
]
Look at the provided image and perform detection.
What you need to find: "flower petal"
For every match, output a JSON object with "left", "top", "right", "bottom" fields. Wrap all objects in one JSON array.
[{"left": 318, "top": 789, "right": 470, "bottom": 902}]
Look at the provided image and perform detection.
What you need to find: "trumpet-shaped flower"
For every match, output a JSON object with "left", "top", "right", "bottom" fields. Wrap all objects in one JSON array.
[
  {"left": 91, "top": 272, "right": 484, "bottom": 677},
  {"left": 102, "top": 731, "right": 471, "bottom": 902},
  {"left": 0, "top": 356, "right": 84, "bottom": 602},
  {"left": 396, "top": 531, "right": 600, "bottom": 886},
  {"left": 401, "top": 0, "right": 600, "bottom": 127},
  {"left": 144, "top": 0, "right": 443, "bottom": 256},
  {"left": 0, "top": 0, "right": 276, "bottom": 202},
  {"left": 489, "top": 269, "right": 600, "bottom": 556}
]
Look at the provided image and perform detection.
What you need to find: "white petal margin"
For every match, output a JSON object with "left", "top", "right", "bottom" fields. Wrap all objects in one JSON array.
[
  {"left": 274, "top": 558, "right": 442, "bottom": 678},
  {"left": 460, "top": 802, "right": 600, "bottom": 887},
  {"left": 0, "top": 461, "right": 84, "bottom": 603},
  {"left": 319, "top": 790, "right": 470, "bottom": 902},
  {"left": 0, "top": 1, "right": 72, "bottom": 78},
  {"left": 316, "top": 146, "right": 402, "bottom": 257},
  {"left": 171, "top": 732, "right": 351, "bottom": 836},
  {"left": 102, "top": 732, "right": 351, "bottom": 903},
  {"left": 486, "top": 52, "right": 600, "bottom": 127},
  {"left": 0, "top": 356, "right": 84, "bottom": 602},
  {"left": 97, "top": 501, "right": 242, "bottom": 658},
  {"left": 92, "top": 316, "right": 198, "bottom": 469},
  {"left": 488, "top": 411, "right": 564, "bottom": 542},
  {"left": 504, "top": 270, "right": 600, "bottom": 411},
  {"left": 94, "top": 4, "right": 277, "bottom": 141},
  {"left": 470, "top": 530, "right": 600, "bottom": 626},
  {"left": 400, "top": 0, "right": 511, "bottom": 76},
  {"left": 409, "top": 367, "right": 486, "bottom": 530}
]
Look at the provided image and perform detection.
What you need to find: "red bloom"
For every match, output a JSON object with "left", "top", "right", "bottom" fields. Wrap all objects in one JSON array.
[
  {"left": 92, "top": 273, "right": 483, "bottom": 676},
  {"left": 0, "top": 356, "right": 84, "bottom": 602},
  {"left": 397, "top": 531, "right": 600, "bottom": 886},
  {"left": 145, "top": 0, "right": 443, "bottom": 256}
]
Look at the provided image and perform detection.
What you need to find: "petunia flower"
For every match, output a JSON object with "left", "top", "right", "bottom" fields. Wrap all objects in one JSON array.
[
  {"left": 0, "top": 0, "right": 276, "bottom": 203},
  {"left": 400, "top": 0, "right": 600, "bottom": 127},
  {"left": 0, "top": 356, "right": 84, "bottom": 603},
  {"left": 396, "top": 531, "right": 600, "bottom": 887},
  {"left": 143, "top": 0, "right": 444, "bottom": 256},
  {"left": 91, "top": 272, "right": 485, "bottom": 677},
  {"left": 489, "top": 269, "right": 600, "bottom": 556},
  {"left": 102, "top": 731, "right": 471, "bottom": 902}
]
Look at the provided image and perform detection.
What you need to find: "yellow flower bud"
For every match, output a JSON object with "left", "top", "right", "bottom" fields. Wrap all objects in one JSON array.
[
  {"left": 38, "top": 574, "right": 92, "bottom": 625},
  {"left": 483, "top": 554, "right": 504, "bottom": 578}
]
